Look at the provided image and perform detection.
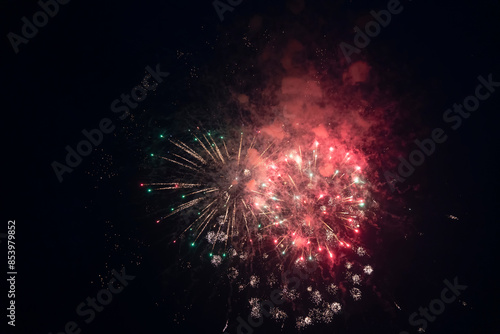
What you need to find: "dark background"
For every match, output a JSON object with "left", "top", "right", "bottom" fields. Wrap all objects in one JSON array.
[{"left": 2, "top": 0, "right": 500, "bottom": 333}]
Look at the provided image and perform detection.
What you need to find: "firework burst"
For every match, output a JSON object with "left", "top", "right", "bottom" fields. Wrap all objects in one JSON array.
[
  {"left": 143, "top": 128, "right": 375, "bottom": 328},
  {"left": 143, "top": 130, "right": 274, "bottom": 254},
  {"left": 257, "top": 140, "right": 370, "bottom": 264}
]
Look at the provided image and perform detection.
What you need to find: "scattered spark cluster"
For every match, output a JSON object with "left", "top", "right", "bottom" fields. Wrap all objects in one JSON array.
[{"left": 143, "top": 128, "right": 374, "bottom": 328}]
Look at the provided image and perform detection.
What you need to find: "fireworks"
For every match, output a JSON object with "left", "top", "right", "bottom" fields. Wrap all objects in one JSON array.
[
  {"left": 143, "top": 128, "right": 374, "bottom": 328},
  {"left": 256, "top": 140, "right": 369, "bottom": 263},
  {"left": 144, "top": 130, "right": 275, "bottom": 254}
]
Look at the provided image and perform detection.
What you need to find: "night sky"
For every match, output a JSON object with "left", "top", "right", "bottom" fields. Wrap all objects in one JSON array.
[{"left": 3, "top": 0, "right": 500, "bottom": 333}]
